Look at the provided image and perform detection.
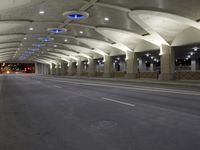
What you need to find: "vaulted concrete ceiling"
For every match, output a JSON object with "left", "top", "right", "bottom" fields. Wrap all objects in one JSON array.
[{"left": 0, "top": 0, "right": 200, "bottom": 64}]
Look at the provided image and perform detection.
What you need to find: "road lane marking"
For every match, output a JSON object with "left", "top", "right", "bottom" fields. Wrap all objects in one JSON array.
[
  {"left": 102, "top": 97, "right": 135, "bottom": 107},
  {"left": 53, "top": 85, "right": 62, "bottom": 89}
]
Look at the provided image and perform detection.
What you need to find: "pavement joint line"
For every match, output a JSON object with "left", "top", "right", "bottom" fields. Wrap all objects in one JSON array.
[
  {"left": 102, "top": 97, "right": 135, "bottom": 107},
  {"left": 41, "top": 78, "right": 200, "bottom": 96}
]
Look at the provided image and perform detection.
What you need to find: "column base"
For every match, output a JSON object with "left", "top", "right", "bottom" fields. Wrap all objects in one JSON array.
[
  {"left": 77, "top": 72, "right": 83, "bottom": 76},
  {"left": 67, "top": 72, "right": 73, "bottom": 76},
  {"left": 88, "top": 72, "right": 95, "bottom": 77},
  {"left": 125, "top": 73, "right": 137, "bottom": 79},
  {"left": 103, "top": 73, "right": 113, "bottom": 78},
  {"left": 159, "top": 73, "right": 176, "bottom": 81}
]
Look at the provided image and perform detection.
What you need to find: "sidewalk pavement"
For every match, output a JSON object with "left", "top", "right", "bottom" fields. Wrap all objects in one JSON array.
[{"left": 37, "top": 75, "right": 200, "bottom": 87}]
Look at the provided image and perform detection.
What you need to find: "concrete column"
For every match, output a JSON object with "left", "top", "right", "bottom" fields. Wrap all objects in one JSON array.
[
  {"left": 125, "top": 51, "right": 138, "bottom": 79},
  {"left": 43, "top": 64, "right": 46, "bottom": 75},
  {"left": 88, "top": 58, "right": 95, "bottom": 77},
  {"left": 35, "top": 63, "right": 38, "bottom": 74},
  {"left": 138, "top": 59, "right": 146, "bottom": 72},
  {"left": 150, "top": 63, "right": 154, "bottom": 72},
  {"left": 191, "top": 59, "right": 197, "bottom": 72},
  {"left": 44, "top": 64, "right": 50, "bottom": 75},
  {"left": 38, "top": 63, "right": 41, "bottom": 74},
  {"left": 52, "top": 64, "right": 56, "bottom": 75},
  {"left": 103, "top": 55, "right": 113, "bottom": 78},
  {"left": 61, "top": 60, "right": 67, "bottom": 75},
  {"left": 41, "top": 64, "right": 45, "bottom": 74},
  {"left": 160, "top": 45, "right": 175, "bottom": 80},
  {"left": 67, "top": 62, "right": 73, "bottom": 76},
  {"left": 49, "top": 64, "right": 53, "bottom": 75},
  {"left": 56, "top": 62, "right": 61, "bottom": 76},
  {"left": 77, "top": 59, "right": 83, "bottom": 76}
]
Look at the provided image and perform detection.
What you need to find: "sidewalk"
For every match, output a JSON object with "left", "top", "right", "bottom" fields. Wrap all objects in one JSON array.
[{"left": 38, "top": 75, "right": 200, "bottom": 87}]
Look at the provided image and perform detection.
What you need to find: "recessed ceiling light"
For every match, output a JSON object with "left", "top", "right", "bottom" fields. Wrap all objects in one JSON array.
[
  {"left": 104, "top": 17, "right": 109, "bottom": 21},
  {"left": 64, "top": 39, "right": 68, "bottom": 42},
  {"left": 39, "top": 10, "right": 45, "bottom": 14},
  {"left": 24, "top": 37, "right": 27, "bottom": 40},
  {"left": 29, "top": 27, "right": 34, "bottom": 31},
  {"left": 47, "top": 28, "right": 66, "bottom": 34},
  {"left": 63, "top": 11, "right": 89, "bottom": 20},
  {"left": 80, "top": 31, "right": 83, "bottom": 34},
  {"left": 38, "top": 37, "right": 54, "bottom": 42},
  {"left": 54, "top": 45, "right": 57, "bottom": 47}
]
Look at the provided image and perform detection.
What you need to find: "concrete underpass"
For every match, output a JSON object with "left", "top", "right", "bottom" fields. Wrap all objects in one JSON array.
[{"left": 0, "top": 0, "right": 200, "bottom": 150}]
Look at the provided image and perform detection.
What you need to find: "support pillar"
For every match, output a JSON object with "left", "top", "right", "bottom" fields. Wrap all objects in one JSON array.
[
  {"left": 52, "top": 64, "right": 56, "bottom": 75},
  {"left": 77, "top": 59, "right": 83, "bottom": 76},
  {"left": 150, "top": 63, "right": 154, "bottom": 72},
  {"left": 56, "top": 62, "right": 61, "bottom": 76},
  {"left": 67, "top": 62, "right": 73, "bottom": 76},
  {"left": 61, "top": 60, "right": 67, "bottom": 75},
  {"left": 35, "top": 63, "right": 38, "bottom": 74},
  {"left": 103, "top": 55, "right": 113, "bottom": 78},
  {"left": 125, "top": 51, "right": 138, "bottom": 79},
  {"left": 49, "top": 64, "right": 53, "bottom": 75},
  {"left": 191, "top": 59, "right": 197, "bottom": 72},
  {"left": 160, "top": 45, "right": 175, "bottom": 80},
  {"left": 88, "top": 58, "right": 95, "bottom": 77},
  {"left": 38, "top": 63, "right": 41, "bottom": 74},
  {"left": 41, "top": 64, "right": 44, "bottom": 74}
]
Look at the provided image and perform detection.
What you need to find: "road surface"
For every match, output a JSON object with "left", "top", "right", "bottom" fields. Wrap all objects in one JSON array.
[{"left": 0, "top": 74, "right": 200, "bottom": 150}]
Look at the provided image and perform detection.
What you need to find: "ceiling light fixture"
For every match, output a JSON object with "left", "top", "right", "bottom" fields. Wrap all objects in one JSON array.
[
  {"left": 38, "top": 37, "right": 54, "bottom": 42},
  {"left": 47, "top": 28, "right": 66, "bottom": 34},
  {"left": 104, "top": 17, "right": 109, "bottom": 21},
  {"left": 29, "top": 27, "right": 34, "bottom": 31},
  {"left": 39, "top": 10, "right": 45, "bottom": 14},
  {"left": 79, "top": 31, "right": 83, "bottom": 34},
  {"left": 63, "top": 11, "right": 89, "bottom": 20}
]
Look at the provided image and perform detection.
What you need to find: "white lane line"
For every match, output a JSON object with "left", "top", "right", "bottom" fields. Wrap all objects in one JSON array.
[
  {"left": 102, "top": 97, "right": 135, "bottom": 107},
  {"left": 53, "top": 85, "right": 62, "bottom": 89}
]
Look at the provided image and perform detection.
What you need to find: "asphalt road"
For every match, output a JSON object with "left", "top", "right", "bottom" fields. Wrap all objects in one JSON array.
[{"left": 0, "top": 74, "right": 200, "bottom": 150}]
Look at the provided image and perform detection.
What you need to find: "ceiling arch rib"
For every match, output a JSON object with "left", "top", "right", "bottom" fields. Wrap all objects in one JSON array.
[
  {"left": 95, "top": 27, "right": 147, "bottom": 51},
  {"left": 35, "top": 58, "right": 57, "bottom": 65},
  {"left": 129, "top": 10, "right": 200, "bottom": 46},
  {"left": 37, "top": 55, "right": 60, "bottom": 63},
  {"left": 46, "top": 52, "right": 71, "bottom": 62},
  {"left": 34, "top": 59, "right": 51, "bottom": 65},
  {"left": 76, "top": 37, "right": 124, "bottom": 56},
  {"left": 63, "top": 44, "right": 99, "bottom": 59},
  {"left": 54, "top": 49, "right": 79, "bottom": 56},
  {"left": 172, "top": 27, "right": 200, "bottom": 46}
]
